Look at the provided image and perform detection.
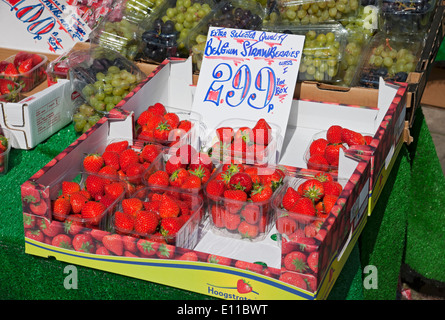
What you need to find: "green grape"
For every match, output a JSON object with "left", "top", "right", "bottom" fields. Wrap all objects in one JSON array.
[
  {"left": 74, "top": 119, "right": 87, "bottom": 133},
  {"left": 383, "top": 57, "right": 393, "bottom": 68}
]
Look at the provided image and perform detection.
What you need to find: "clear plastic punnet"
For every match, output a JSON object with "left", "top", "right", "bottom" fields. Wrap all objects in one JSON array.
[
  {"left": 184, "top": 0, "right": 266, "bottom": 72},
  {"left": 262, "top": 23, "right": 348, "bottom": 83},
  {"left": 0, "top": 127, "right": 14, "bottom": 175},
  {"left": 202, "top": 118, "right": 283, "bottom": 166},
  {"left": 379, "top": 0, "right": 437, "bottom": 34},
  {"left": 353, "top": 32, "right": 425, "bottom": 88},
  {"left": 0, "top": 80, "right": 22, "bottom": 103},
  {"left": 204, "top": 163, "right": 287, "bottom": 242},
  {"left": 264, "top": 0, "right": 360, "bottom": 26},
  {"left": 68, "top": 46, "right": 146, "bottom": 113}
]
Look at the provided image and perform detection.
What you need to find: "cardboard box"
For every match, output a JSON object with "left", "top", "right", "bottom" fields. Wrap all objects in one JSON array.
[{"left": 21, "top": 58, "right": 406, "bottom": 299}]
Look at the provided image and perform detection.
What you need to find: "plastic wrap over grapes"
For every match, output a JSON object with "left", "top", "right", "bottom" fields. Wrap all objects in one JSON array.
[{"left": 379, "top": 0, "right": 437, "bottom": 33}]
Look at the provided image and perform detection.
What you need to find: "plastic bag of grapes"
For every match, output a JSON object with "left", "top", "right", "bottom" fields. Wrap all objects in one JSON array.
[{"left": 68, "top": 46, "right": 147, "bottom": 116}]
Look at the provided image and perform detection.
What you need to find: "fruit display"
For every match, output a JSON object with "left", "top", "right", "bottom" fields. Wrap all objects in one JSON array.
[
  {"left": 304, "top": 125, "right": 373, "bottom": 172},
  {"left": 112, "top": 185, "right": 204, "bottom": 245},
  {"left": 143, "top": 143, "right": 215, "bottom": 199},
  {"left": 0, "top": 78, "right": 22, "bottom": 103},
  {"left": 135, "top": 102, "right": 203, "bottom": 148},
  {"left": 272, "top": 173, "right": 345, "bottom": 292},
  {"left": 262, "top": 23, "right": 347, "bottom": 83},
  {"left": 354, "top": 33, "right": 424, "bottom": 88},
  {"left": 69, "top": 47, "right": 146, "bottom": 113},
  {"left": 138, "top": 0, "right": 214, "bottom": 63},
  {"left": 0, "top": 51, "right": 48, "bottom": 92},
  {"left": 204, "top": 162, "right": 286, "bottom": 241},
  {"left": 186, "top": 0, "right": 265, "bottom": 72},
  {"left": 379, "top": 0, "right": 437, "bottom": 34},
  {"left": 82, "top": 139, "right": 164, "bottom": 195},
  {"left": 0, "top": 128, "right": 11, "bottom": 175},
  {"left": 264, "top": 0, "right": 360, "bottom": 26},
  {"left": 203, "top": 118, "right": 282, "bottom": 165}
]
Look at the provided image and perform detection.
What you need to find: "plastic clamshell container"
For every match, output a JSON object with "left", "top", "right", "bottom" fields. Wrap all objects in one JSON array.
[
  {"left": 0, "top": 53, "right": 48, "bottom": 92},
  {"left": 139, "top": 0, "right": 217, "bottom": 63},
  {"left": 353, "top": 32, "right": 425, "bottom": 88},
  {"left": 112, "top": 185, "right": 205, "bottom": 248},
  {"left": 135, "top": 105, "right": 205, "bottom": 150},
  {"left": 48, "top": 171, "right": 125, "bottom": 230},
  {"left": 0, "top": 80, "right": 22, "bottom": 103},
  {"left": 46, "top": 52, "right": 70, "bottom": 87},
  {"left": 184, "top": 0, "right": 266, "bottom": 72},
  {"left": 262, "top": 23, "right": 348, "bottom": 83},
  {"left": 68, "top": 47, "right": 146, "bottom": 113},
  {"left": 202, "top": 118, "right": 283, "bottom": 166},
  {"left": 264, "top": 0, "right": 360, "bottom": 27},
  {"left": 0, "top": 127, "right": 13, "bottom": 175},
  {"left": 204, "top": 163, "right": 287, "bottom": 242},
  {"left": 379, "top": 0, "right": 437, "bottom": 34}
]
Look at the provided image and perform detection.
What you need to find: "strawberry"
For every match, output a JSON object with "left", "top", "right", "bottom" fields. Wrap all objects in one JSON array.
[
  {"left": 314, "top": 172, "right": 333, "bottom": 182},
  {"left": 284, "top": 250, "right": 308, "bottom": 272},
  {"left": 18, "top": 57, "right": 34, "bottom": 73},
  {"left": 237, "top": 279, "right": 253, "bottom": 294},
  {"left": 125, "top": 162, "right": 145, "bottom": 184},
  {"left": 259, "top": 169, "right": 284, "bottom": 191},
  {"left": 240, "top": 203, "right": 260, "bottom": 224},
  {"left": 320, "top": 194, "right": 338, "bottom": 216},
  {"left": 278, "top": 272, "right": 307, "bottom": 290},
  {"left": 237, "top": 221, "right": 259, "bottom": 239},
  {"left": 156, "top": 243, "right": 176, "bottom": 258},
  {"left": 153, "top": 121, "right": 171, "bottom": 141},
  {"left": 178, "top": 119, "right": 192, "bottom": 132},
  {"left": 69, "top": 191, "right": 89, "bottom": 214},
  {"left": 64, "top": 214, "right": 84, "bottom": 235},
  {"left": 134, "top": 210, "right": 159, "bottom": 235},
  {"left": 324, "top": 144, "right": 345, "bottom": 166},
  {"left": 52, "top": 197, "right": 71, "bottom": 221},
  {"left": 25, "top": 229, "right": 44, "bottom": 242},
  {"left": 282, "top": 187, "right": 301, "bottom": 211},
  {"left": 189, "top": 152, "right": 213, "bottom": 172},
  {"left": 31, "top": 53, "right": 43, "bottom": 66},
  {"left": 210, "top": 205, "right": 226, "bottom": 228},
  {"left": 137, "top": 109, "right": 153, "bottom": 126},
  {"left": 149, "top": 102, "right": 167, "bottom": 116},
  {"left": 137, "top": 239, "right": 159, "bottom": 256},
  {"left": 105, "top": 140, "right": 129, "bottom": 153},
  {"left": 61, "top": 181, "right": 81, "bottom": 196},
  {"left": 341, "top": 128, "right": 365, "bottom": 146},
  {"left": 84, "top": 175, "right": 105, "bottom": 198},
  {"left": 4, "top": 63, "right": 18, "bottom": 77},
  {"left": 216, "top": 126, "right": 234, "bottom": 143},
  {"left": 307, "top": 154, "right": 329, "bottom": 171},
  {"left": 223, "top": 211, "right": 241, "bottom": 230},
  {"left": 51, "top": 234, "right": 72, "bottom": 249},
  {"left": 188, "top": 165, "right": 211, "bottom": 184},
  {"left": 122, "top": 235, "right": 138, "bottom": 253},
  {"left": 147, "top": 170, "right": 169, "bottom": 186},
  {"left": 30, "top": 201, "right": 48, "bottom": 216},
  {"left": 250, "top": 184, "right": 273, "bottom": 202},
  {"left": 364, "top": 135, "right": 373, "bottom": 145},
  {"left": 13, "top": 51, "right": 32, "bottom": 68},
  {"left": 141, "top": 143, "right": 162, "bottom": 163},
  {"left": 164, "top": 112, "right": 180, "bottom": 129},
  {"left": 252, "top": 118, "right": 272, "bottom": 146},
  {"left": 81, "top": 201, "right": 106, "bottom": 225},
  {"left": 119, "top": 148, "right": 140, "bottom": 173},
  {"left": 83, "top": 153, "right": 104, "bottom": 173},
  {"left": 222, "top": 162, "right": 244, "bottom": 174},
  {"left": 175, "top": 144, "right": 197, "bottom": 164},
  {"left": 39, "top": 219, "right": 62, "bottom": 237},
  {"left": 229, "top": 172, "right": 253, "bottom": 193},
  {"left": 276, "top": 215, "right": 297, "bottom": 235},
  {"left": 326, "top": 125, "right": 343, "bottom": 144},
  {"left": 207, "top": 254, "right": 232, "bottom": 266},
  {"left": 160, "top": 217, "right": 185, "bottom": 239},
  {"left": 122, "top": 197, "right": 143, "bottom": 216},
  {"left": 0, "top": 78, "right": 18, "bottom": 94},
  {"left": 289, "top": 197, "right": 316, "bottom": 223},
  {"left": 159, "top": 194, "right": 180, "bottom": 218},
  {"left": 104, "top": 181, "right": 125, "bottom": 200},
  {"left": 223, "top": 189, "right": 247, "bottom": 213},
  {"left": 307, "top": 251, "right": 319, "bottom": 273},
  {"left": 205, "top": 179, "right": 226, "bottom": 199},
  {"left": 180, "top": 174, "right": 202, "bottom": 190},
  {"left": 234, "top": 126, "right": 253, "bottom": 144},
  {"left": 102, "top": 234, "right": 124, "bottom": 256},
  {"left": 72, "top": 233, "right": 95, "bottom": 253},
  {"left": 114, "top": 211, "right": 135, "bottom": 234},
  {"left": 178, "top": 251, "right": 199, "bottom": 261},
  {"left": 165, "top": 155, "right": 186, "bottom": 175},
  {"left": 169, "top": 167, "right": 190, "bottom": 187},
  {"left": 323, "top": 180, "right": 343, "bottom": 196},
  {"left": 299, "top": 179, "right": 324, "bottom": 202},
  {"left": 234, "top": 260, "right": 264, "bottom": 274},
  {"left": 102, "top": 151, "right": 120, "bottom": 171},
  {"left": 309, "top": 138, "right": 328, "bottom": 156}
]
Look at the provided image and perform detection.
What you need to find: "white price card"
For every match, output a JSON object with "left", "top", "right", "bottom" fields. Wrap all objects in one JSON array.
[{"left": 191, "top": 27, "right": 305, "bottom": 141}]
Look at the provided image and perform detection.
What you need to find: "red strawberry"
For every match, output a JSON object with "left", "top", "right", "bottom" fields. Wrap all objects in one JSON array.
[
  {"left": 25, "top": 229, "right": 44, "bottom": 242},
  {"left": 119, "top": 148, "right": 140, "bottom": 173},
  {"left": 122, "top": 197, "right": 143, "bottom": 216},
  {"left": 102, "top": 234, "right": 124, "bottom": 256},
  {"left": 147, "top": 170, "right": 169, "bottom": 186},
  {"left": 205, "top": 179, "right": 226, "bottom": 199},
  {"left": 175, "top": 144, "right": 197, "bottom": 164},
  {"left": 180, "top": 174, "right": 202, "bottom": 190},
  {"left": 72, "top": 233, "right": 95, "bottom": 253},
  {"left": 18, "top": 57, "right": 34, "bottom": 73},
  {"left": 240, "top": 203, "right": 260, "bottom": 224},
  {"left": 61, "top": 181, "right": 81, "bottom": 195},
  {"left": 282, "top": 187, "right": 301, "bottom": 211},
  {"left": 141, "top": 143, "right": 162, "bottom": 163},
  {"left": 229, "top": 172, "right": 253, "bottom": 193},
  {"left": 178, "top": 251, "right": 199, "bottom": 261},
  {"left": 105, "top": 141, "right": 129, "bottom": 153},
  {"left": 307, "top": 251, "right": 319, "bottom": 273},
  {"left": 276, "top": 215, "right": 297, "bottom": 235},
  {"left": 137, "top": 109, "right": 153, "bottom": 126},
  {"left": 279, "top": 272, "right": 308, "bottom": 290},
  {"left": 164, "top": 112, "right": 180, "bottom": 128},
  {"left": 159, "top": 194, "right": 180, "bottom": 218},
  {"left": 52, "top": 197, "right": 71, "bottom": 221},
  {"left": 223, "top": 189, "right": 247, "bottom": 213},
  {"left": 160, "top": 217, "right": 185, "bottom": 239},
  {"left": 125, "top": 162, "right": 145, "bottom": 184},
  {"left": 307, "top": 154, "right": 329, "bottom": 171},
  {"left": 156, "top": 243, "right": 176, "bottom": 258},
  {"left": 153, "top": 121, "right": 171, "bottom": 141},
  {"left": 4, "top": 63, "right": 18, "bottom": 76},
  {"left": 210, "top": 205, "right": 226, "bottom": 228},
  {"left": 114, "top": 211, "right": 135, "bottom": 234},
  {"left": 13, "top": 51, "right": 32, "bottom": 68},
  {"left": 81, "top": 201, "right": 106, "bottom": 225},
  {"left": 234, "top": 126, "right": 254, "bottom": 144},
  {"left": 323, "top": 181, "right": 343, "bottom": 196},
  {"left": 69, "top": 191, "right": 89, "bottom": 214},
  {"left": 101, "top": 151, "right": 120, "bottom": 171},
  {"left": 252, "top": 118, "right": 272, "bottom": 146},
  {"left": 299, "top": 179, "right": 324, "bottom": 202},
  {"left": 134, "top": 210, "right": 159, "bottom": 235},
  {"left": 207, "top": 254, "right": 232, "bottom": 266},
  {"left": 169, "top": 167, "right": 190, "bottom": 187},
  {"left": 178, "top": 119, "right": 192, "bottom": 132},
  {"left": 189, "top": 152, "right": 212, "bottom": 172},
  {"left": 341, "top": 128, "right": 365, "bottom": 146},
  {"left": 165, "top": 154, "right": 186, "bottom": 175},
  {"left": 31, "top": 53, "right": 43, "bottom": 66},
  {"left": 137, "top": 239, "right": 159, "bottom": 256},
  {"left": 364, "top": 135, "right": 373, "bottom": 145},
  {"left": 320, "top": 194, "right": 338, "bottom": 216},
  {"left": 0, "top": 78, "right": 18, "bottom": 94},
  {"left": 237, "top": 279, "right": 253, "bottom": 294},
  {"left": 237, "top": 221, "right": 259, "bottom": 239},
  {"left": 284, "top": 250, "right": 308, "bottom": 272},
  {"left": 289, "top": 197, "right": 316, "bottom": 223},
  {"left": 84, "top": 175, "right": 105, "bottom": 198},
  {"left": 39, "top": 219, "right": 62, "bottom": 237},
  {"left": 29, "top": 200, "right": 48, "bottom": 216},
  {"left": 309, "top": 138, "right": 328, "bottom": 156},
  {"left": 216, "top": 126, "right": 234, "bottom": 143},
  {"left": 149, "top": 102, "right": 167, "bottom": 116},
  {"left": 222, "top": 162, "right": 244, "bottom": 174},
  {"left": 51, "top": 234, "right": 72, "bottom": 249},
  {"left": 314, "top": 172, "right": 334, "bottom": 182},
  {"left": 188, "top": 165, "right": 211, "bottom": 184},
  {"left": 64, "top": 214, "right": 84, "bottom": 235},
  {"left": 104, "top": 181, "right": 125, "bottom": 200},
  {"left": 324, "top": 144, "right": 345, "bottom": 166},
  {"left": 250, "top": 184, "right": 273, "bottom": 202},
  {"left": 326, "top": 125, "right": 343, "bottom": 144},
  {"left": 223, "top": 211, "right": 241, "bottom": 230}
]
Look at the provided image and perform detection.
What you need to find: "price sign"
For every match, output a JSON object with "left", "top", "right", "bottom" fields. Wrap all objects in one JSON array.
[{"left": 192, "top": 27, "right": 305, "bottom": 146}]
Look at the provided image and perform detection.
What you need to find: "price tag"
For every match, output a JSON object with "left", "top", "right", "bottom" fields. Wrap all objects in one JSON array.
[{"left": 191, "top": 26, "right": 305, "bottom": 148}]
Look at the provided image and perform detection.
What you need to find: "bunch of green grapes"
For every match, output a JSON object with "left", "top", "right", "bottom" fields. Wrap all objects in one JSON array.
[
  {"left": 81, "top": 65, "right": 142, "bottom": 114},
  {"left": 369, "top": 44, "right": 417, "bottom": 75},
  {"left": 124, "top": 0, "right": 164, "bottom": 24},
  {"left": 160, "top": 0, "right": 212, "bottom": 45},
  {"left": 299, "top": 30, "right": 342, "bottom": 82},
  {"left": 265, "top": 0, "right": 359, "bottom": 26},
  {"left": 72, "top": 103, "right": 103, "bottom": 134}
]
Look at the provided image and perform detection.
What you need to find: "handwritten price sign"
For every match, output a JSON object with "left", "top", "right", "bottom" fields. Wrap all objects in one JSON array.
[{"left": 192, "top": 27, "right": 305, "bottom": 142}]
